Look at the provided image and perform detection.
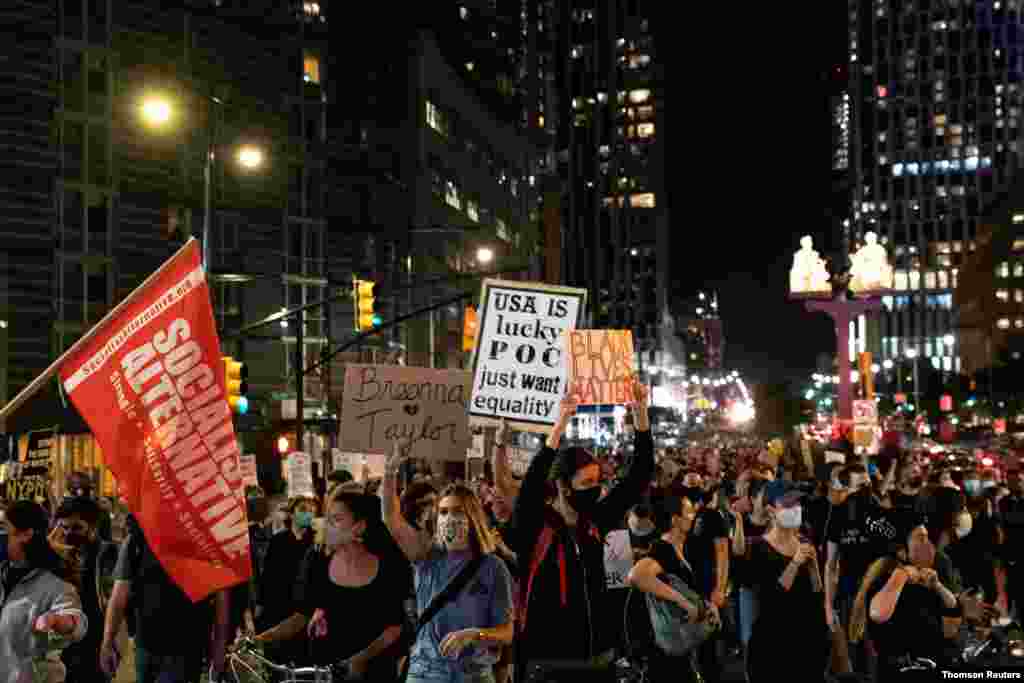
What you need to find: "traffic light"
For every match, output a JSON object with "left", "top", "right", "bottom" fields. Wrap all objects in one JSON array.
[
  {"left": 463, "top": 305, "right": 479, "bottom": 352},
  {"left": 223, "top": 356, "right": 249, "bottom": 414},
  {"left": 354, "top": 279, "right": 381, "bottom": 331}
]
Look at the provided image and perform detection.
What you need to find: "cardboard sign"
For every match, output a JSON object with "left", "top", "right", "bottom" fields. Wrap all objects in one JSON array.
[
  {"left": 603, "top": 529, "right": 634, "bottom": 590},
  {"left": 239, "top": 455, "right": 258, "bottom": 488},
  {"left": 564, "top": 330, "right": 636, "bottom": 405},
  {"left": 468, "top": 279, "right": 587, "bottom": 431},
  {"left": 6, "top": 429, "right": 54, "bottom": 502},
  {"left": 287, "top": 452, "right": 314, "bottom": 498},
  {"left": 340, "top": 364, "right": 472, "bottom": 460}
]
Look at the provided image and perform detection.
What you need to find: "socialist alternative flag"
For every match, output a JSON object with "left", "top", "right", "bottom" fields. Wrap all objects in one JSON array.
[{"left": 58, "top": 239, "right": 251, "bottom": 601}]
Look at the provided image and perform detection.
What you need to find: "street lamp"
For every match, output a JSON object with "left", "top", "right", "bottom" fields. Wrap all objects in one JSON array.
[
  {"left": 137, "top": 93, "right": 267, "bottom": 267},
  {"left": 476, "top": 246, "right": 494, "bottom": 265},
  {"left": 140, "top": 94, "right": 173, "bottom": 127},
  {"left": 905, "top": 347, "right": 920, "bottom": 411},
  {"left": 236, "top": 145, "right": 265, "bottom": 170}
]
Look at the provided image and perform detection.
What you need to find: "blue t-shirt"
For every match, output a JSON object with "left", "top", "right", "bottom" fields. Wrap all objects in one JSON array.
[{"left": 409, "top": 547, "right": 513, "bottom": 679}]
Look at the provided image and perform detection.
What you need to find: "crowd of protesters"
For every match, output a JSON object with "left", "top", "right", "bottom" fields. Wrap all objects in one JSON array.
[{"left": 2, "top": 380, "right": 1023, "bottom": 682}]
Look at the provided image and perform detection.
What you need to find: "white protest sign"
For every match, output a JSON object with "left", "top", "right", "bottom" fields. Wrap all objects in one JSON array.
[
  {"left": 287, "top": 451, "right": 314, "bottom": 498},
  {"left": 508, "top": 447, "right": 533, "bottom": 477},
  {"left": 239, "top": 455, "right": 259, "bottom": 488},
  {"left": 604, "top": 529, "right": 634, "bottom": 589},
  {"left": 469, "top": 279, "right": 587, "bottom": 432},
  {"left": 467, "top": 433, "right": 485, "bottom": 460}
]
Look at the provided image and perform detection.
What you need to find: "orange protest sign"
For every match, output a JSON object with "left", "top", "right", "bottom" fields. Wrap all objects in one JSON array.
[{"left": 564, "top": 330, "right": 636, "bottom": 405}]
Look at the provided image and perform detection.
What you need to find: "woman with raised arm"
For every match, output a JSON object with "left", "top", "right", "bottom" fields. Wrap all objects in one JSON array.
[
  {"left": 510, "top": 380, "right": 654, "bottom": 680},
  {"left": 381, "top": 439, "right": 514, "bottom": 683}
]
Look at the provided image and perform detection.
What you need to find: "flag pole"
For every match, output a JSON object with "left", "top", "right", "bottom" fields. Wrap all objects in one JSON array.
[{"left": 0, "top": 238, "right": 201, "bottom": 432}]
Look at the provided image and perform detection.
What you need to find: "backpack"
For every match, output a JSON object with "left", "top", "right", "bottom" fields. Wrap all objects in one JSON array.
[{"left": 644, "top": 573, "right": 720, "bottom": 657}]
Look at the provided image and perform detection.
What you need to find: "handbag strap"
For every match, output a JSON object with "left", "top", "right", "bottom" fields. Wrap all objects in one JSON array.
[{"left": 415, "top": 555, "right": 485, "bottom": 639}]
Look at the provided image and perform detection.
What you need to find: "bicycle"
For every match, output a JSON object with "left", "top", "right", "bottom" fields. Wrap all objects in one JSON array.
[{"left": 225, "top": 637, "right": 349, "bottom": 683}]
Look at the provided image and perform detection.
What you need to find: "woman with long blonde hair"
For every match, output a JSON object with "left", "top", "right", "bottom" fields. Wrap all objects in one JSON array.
[{"left": 382, "top": 440, "right": 514, "bottom": 683}]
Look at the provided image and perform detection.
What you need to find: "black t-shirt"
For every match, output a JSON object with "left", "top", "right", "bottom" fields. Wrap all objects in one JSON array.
[
  {"left": 684, "top": 507, "right": 728, "bottom": 597},
  {"left": 296, "top": 549, "right": 406, "bottom": 672},
  {"left": 648, "top": 539, "right": 696, "bottom": 589},
  {"left": 865, "top": 568, "right": 957, "bottom": 666},
  {"left": 113, "top": 529, "right": 213, "bottom": 654},
  {"left": 827, "top": 497, "right": 885, "bottom": 597}
]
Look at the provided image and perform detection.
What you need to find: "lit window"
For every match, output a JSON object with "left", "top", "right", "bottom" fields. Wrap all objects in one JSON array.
[
  {"left": 303, "top": 2, "right": 320, "bottom": 17},
  {"left": 1017, "top": 319, "right": 1024, "bottom": 329},
  {"left": 894, "top": 270, "right": 909, "bottom": 290},
  {"left": 998, "top": 289, "right": 1010, "bottom": 302},
  {"left": 496, "top": 218, "right": 509, "bottom": 241},
  {"left": 426, "top": 100, "right": 447, "bottom": 136},
  {"left": 628, "top": 89, "right": 651, "bottom": 104},
  {"left": 925, "top": 271, "right": 937, "bottom": 289},
  {"left": 630, "top": 192, "right": 655, "bottom": 208},
  {"left": 636, "top": 123, "right": 655, "bottom": 138},
  {"left": 1016, "top": 213, "right": 1024, "bottom": 224},
  {"left": 629, "top": 54, "right": 651, "bottom": 69},
  {"left": 303, "top": 53, "right": 320, "bottom": 84},
  {"left": 998, "top": 318, "right": 1011, "bottom": 329},
  {"left": 1017, "top": 262, "right": 1024, "bottom": 277},
  {"left": 1016, "top": 289, "right": 1024, "bottom": 303},
  {"left": 459, "top": 6, "right": 468, "bottom": 19},
  {"left": 466, "top": 199, "right": 479, "bottom": 222},
  {"left": 445, "top": 180, "right": 461, "bottom": 210},
  {"left": 998, "top": 261, "right": 1011, "bottom": 278}
]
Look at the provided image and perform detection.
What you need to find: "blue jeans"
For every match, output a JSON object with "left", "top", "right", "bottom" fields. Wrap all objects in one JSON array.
[{"left": 738, "top": 587, "right": 759, "bottom": 649}]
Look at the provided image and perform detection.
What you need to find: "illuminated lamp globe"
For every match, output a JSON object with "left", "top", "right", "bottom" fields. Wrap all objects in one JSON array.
[
  {"left": 476, "top": 247, "right": 494, "bottom": 264},
  {"left": 277, "top": 436, "right": 289, "bottom": 454},
  {"left": 140, "top": 96, "right": 172, "bottom": 127}
]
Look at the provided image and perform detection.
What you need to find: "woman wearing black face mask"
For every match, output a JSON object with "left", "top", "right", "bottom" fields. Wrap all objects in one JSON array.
[{"left": 509, "top": 384, "right": 654, "bottom": 682}]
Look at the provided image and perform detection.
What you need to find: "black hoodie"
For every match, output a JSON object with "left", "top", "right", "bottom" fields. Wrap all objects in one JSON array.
[{"left": 508, "top": 429, "right": 654, "bottom": 675}]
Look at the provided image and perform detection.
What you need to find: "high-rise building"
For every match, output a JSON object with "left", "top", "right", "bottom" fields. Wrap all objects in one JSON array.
[
  {"left": 555, "top": 2, "right": 670, "bottom": 358},
  {"left": 331, "top": 4, "right": 551, "bottom": 373},
  {"left": 842, "top": 1, "right": 1024, "bottom": 376},
  {"left": 677, "top": 290, "right": 724, "bottom": 373}
]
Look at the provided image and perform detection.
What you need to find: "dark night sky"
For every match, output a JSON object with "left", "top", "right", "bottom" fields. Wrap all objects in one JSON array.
[{"left": 656, "top": 6, "right": 847, "bottom": 385}]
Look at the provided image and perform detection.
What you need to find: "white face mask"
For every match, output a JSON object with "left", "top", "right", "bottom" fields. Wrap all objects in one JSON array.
[
  {"left": 956, "top": 515, "right": 973, "bottom": 539},
  {"left": 436, "top": 513, "right": 471, "bottom": 551},
  {"left": 776, "top": 506, "right": 802, "bottom": 529}
]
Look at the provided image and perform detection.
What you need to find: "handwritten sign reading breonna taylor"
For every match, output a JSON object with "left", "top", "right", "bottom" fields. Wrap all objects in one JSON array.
[
  {"left": 469, "top": 279, "right": 587, "bottom": 431},
  {"left": 341, "top": 364, "right": 472, "bottom": 460},
  {"left": 564, "top": 330, "right": 636, "bottom": 405}
]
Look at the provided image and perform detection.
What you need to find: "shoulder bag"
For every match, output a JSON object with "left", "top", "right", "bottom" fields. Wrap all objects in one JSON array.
[{"left": 397, "top": 555, "right": 485, "bottom": 683}]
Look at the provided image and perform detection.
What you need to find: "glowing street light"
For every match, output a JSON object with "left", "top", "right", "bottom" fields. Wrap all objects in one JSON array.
[
  {"left": 236, "top": 145, "right": 265, "bottom": 170},
  {"left": 883, "top": 359, "right": 894, "bottom": 369},
  {"left": 476, "top": 247, "right": 494, "bottom": 264},
  {"left": 140, "top": 94, "right": 173, "bottom": 127}
]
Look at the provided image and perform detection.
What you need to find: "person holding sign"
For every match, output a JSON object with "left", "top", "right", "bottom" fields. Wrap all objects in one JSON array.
[
  {"left": 381, "top": 439, "right": 515, "bottom": 683},
  {"left": 508, "top": 379, "right": 654, "bottom": 681}
]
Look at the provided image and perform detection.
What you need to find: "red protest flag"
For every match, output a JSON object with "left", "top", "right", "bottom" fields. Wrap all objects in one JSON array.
[{"left": 57, "top": 239, "right": 250, "bottom": 602}]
